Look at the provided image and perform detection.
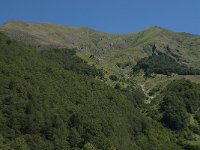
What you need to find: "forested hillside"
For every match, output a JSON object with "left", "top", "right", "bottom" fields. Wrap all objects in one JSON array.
[
  {"left": 1, "top": 20, "right": 200, "bottom": 150},
  {"left": 145, "top": 79, "right": 200, "bottom": 149},
  {"left": 133, "top": 53, "right": 200, "bottom": 75},
  {"left": 0, "top": 33, "right": 182, "bottom": 150}
]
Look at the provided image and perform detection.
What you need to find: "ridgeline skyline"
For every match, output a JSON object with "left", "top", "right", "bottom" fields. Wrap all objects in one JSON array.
[{"left": 0, "top": 0, "right": 200, "bottom": 34}]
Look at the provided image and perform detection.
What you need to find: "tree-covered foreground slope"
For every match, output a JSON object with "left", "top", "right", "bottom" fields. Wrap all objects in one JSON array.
[
  {"left": 145, "top": 79, "right": 200, "bottom": 149},
  {"left": 0, "top": 33, "right": 182, "bottom": 150}
]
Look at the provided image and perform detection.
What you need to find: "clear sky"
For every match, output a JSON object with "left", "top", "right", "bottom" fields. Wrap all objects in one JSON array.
[{"left": 0, "top": 0, "right": 200, "bottom": 34}]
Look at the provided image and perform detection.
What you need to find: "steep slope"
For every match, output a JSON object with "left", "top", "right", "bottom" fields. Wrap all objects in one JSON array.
[
  {"left": 1, "top": 20, "right": 200, "bottom": 78},
  {"left": 0, "top": 20, "right": 127, "bottom": 55},
  {"left": 144, "top": 79, "right": 200, "bottom": 149},
  {"left": 0, "top": 33, "right": 182, "bottom": 149}
]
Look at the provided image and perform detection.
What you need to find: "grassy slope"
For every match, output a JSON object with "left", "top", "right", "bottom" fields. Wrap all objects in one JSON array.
[{"left": 1, "top": 20, "right": 200, "bottom": 78}]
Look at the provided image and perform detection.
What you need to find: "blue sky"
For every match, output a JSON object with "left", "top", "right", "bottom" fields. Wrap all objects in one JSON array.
[{"left": 0, "top": 0, "right": 200, "bottom": 34}]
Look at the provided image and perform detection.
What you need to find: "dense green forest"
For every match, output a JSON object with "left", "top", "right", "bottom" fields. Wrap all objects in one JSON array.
[
  {"left": 41, "top": 49, "right": 103, "bottom": 78},
  {"left": 133, "top": 53, "right": 200, "bottom": 75},
  {"left": 146, "top": 79, "right": 200, "bottom": 149},
  {"left": 160, "top": 79, "right": 200, "bottom": 131},
  {"left": 161, "top": 79, "right": 200, "bottom": 149},
  {"left": 0, "top": 33, "right": 182, "bottom": 150}
]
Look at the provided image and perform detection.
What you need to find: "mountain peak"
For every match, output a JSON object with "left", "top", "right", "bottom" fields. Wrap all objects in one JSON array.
[
  {"left": 140, "top": 26, "right": 171, "bottom": 33},
  {"left": 3, "top": 20, "right": 28, "bottom": 26}
]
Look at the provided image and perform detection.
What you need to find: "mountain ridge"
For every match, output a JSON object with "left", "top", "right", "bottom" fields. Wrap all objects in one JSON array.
[
  {"left": 1, "top": 20, "right": 200, "bottom": 79},
  {"left": 3, "top": 20, "right": 199, "bottom": 36}
]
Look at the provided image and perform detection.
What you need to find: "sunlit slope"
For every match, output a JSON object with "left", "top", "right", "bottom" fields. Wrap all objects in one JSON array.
[{"left": 1, "top": 20, "right": 200, "bottom": 76}]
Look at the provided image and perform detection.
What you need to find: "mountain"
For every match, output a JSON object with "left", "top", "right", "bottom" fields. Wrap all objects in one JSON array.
[
  {"left": 1, "top": 20, "right": 200, "bottom": 79},
  {"left": 1, "top": 20, "right": 200, "bottom": 149},
  {"left": 0, "top": 32, "right": 182, "bottom": 150}
]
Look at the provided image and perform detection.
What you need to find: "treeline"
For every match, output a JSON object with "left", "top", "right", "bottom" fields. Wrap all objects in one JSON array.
[
  {"left": 41, "top": 48, "right": 103, "bottom": 77},
  {"left": 0, "top": 33, "right": 181, "bottom": 150},
  {"left": 133, "top": 53, "right": 200, "bottom": 75}
]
